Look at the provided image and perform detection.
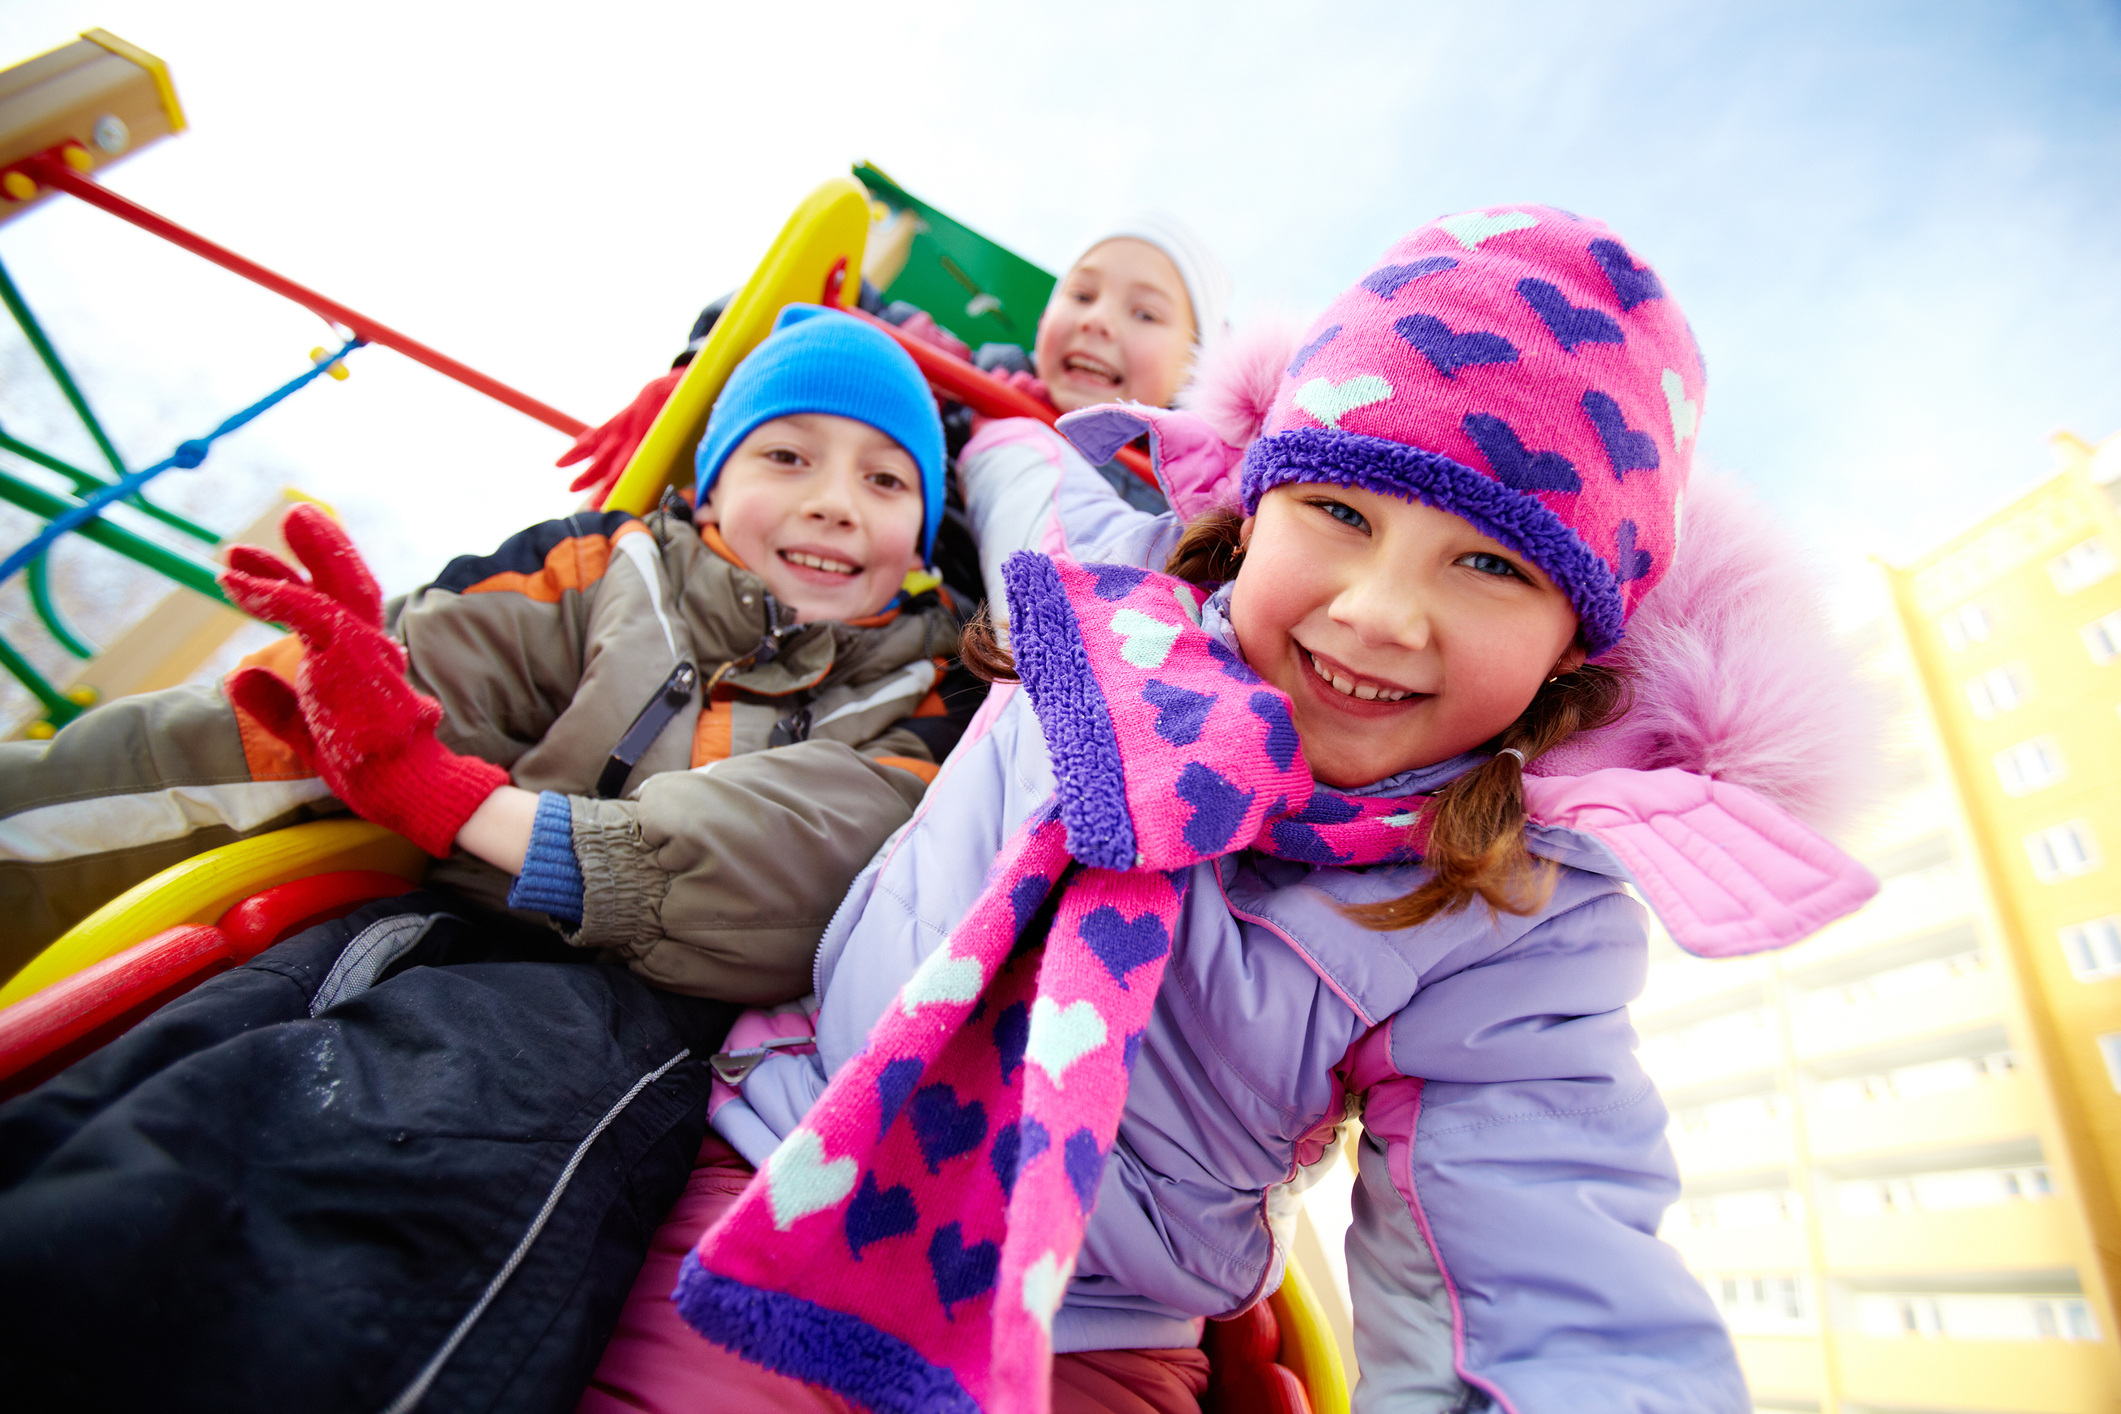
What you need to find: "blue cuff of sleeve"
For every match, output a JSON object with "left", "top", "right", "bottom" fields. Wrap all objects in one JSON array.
[{"left": 507, "top": 790, "right": 585, "bottom": 925}]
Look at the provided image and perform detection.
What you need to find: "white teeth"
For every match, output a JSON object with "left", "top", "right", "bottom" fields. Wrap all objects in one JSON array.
[
  {"left": 785, "top": 551, "right": 857, "bottom": 575},
  {"left": 1308, "top": 650, "right": 1415, "bottom": 702}
]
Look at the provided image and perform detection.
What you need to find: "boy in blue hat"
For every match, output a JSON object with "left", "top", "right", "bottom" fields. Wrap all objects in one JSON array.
[{"left": 0, "top": 306, "right": 977, "bottom": 1411}]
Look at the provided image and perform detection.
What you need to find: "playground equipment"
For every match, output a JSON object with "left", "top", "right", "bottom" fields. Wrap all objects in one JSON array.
[
  {"left": 0, "top": 31, "right": 589, "bottom": 736},
  {"left": 0, "top": 32, "right": 1345, "bottom": 1412}
]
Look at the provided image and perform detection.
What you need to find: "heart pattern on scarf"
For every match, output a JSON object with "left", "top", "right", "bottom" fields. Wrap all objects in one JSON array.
[
  {"left": 1294, "top": 374, "right": 1392, "bottom": 430},
  {"left": 1080, "top": 906, "right": 1170, "bottom": 988},
  {"left": 1614, "top": 519, "right": 1653, "bottom": 582},
  {"left": 1025, "top": 996, "right": 1107, "bottom": 1089},
  {"left": 1361, "top": 255, "right": 1458, "bottom": 298},
  {"left": 1142, "top": 680, "right": 1213, "bottom": 746},
  {"left": 1021, "top": 1251, "right": 1073, "bottom": 1336},
  {"left": 900, "top": 951, "right": 984, "bottom": 1015},
  {"left": 763, "top": 1128, "right": 857, "bottom": 1231},
  {"left": 1463, "top": 412, "right": 1581, "bottom": 492},
  {"left": 1516, "top": 277, "right": 1624, "bottom": 353},
  {"left": 1108, "top": 608, "right": 1180, "bottom": 671},
  {"left": 1662, "top": 368, "right": 1698, "bottom": 446},
  {"left": 1063, "top": 1129, "right": 1105, "bottom": 1213},
  {"left": 992, "top": 1001, "right": 1029, "bottom": 1085},
  {"left": 876, "top": 1057, "right": 924, "bottom": 1138},
  {"left": 845, "top": 1172, "right": 919, "bottom": 1258},
  {"left": 990, "top": 1115, "right": 1050, "bottom": 1199},
  {"left": 1581, "top": 390, "right": 1661, "bottom": 479},
  {"left": 1394, "top": 315, "right": 1519, "bottom": 379},
  {"left": 1438, "top": 210, "right": 1539, "bottom": 249},
  {"left": 928, "top": 1222, "right": 1000, "bottom": 1317},
  {"left": 1175, "top": 762, "right": 1255, "bottom": 855},
  {"left": 908, "top": 1083, "right": 989, "bottom": 1174}
]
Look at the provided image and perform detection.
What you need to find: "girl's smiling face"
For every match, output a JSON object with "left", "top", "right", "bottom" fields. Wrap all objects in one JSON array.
[
  {"left": 1228, "top": 484, "right": 1586, "bottom": 788},
  {"left": 1034, "top": 238, "right": 1198, "bottom": 414}
]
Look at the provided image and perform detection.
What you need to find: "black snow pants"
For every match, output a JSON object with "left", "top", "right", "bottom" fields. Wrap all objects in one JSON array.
[{"left": 0, "top": 892, "right": 735, "bottom": 1413}]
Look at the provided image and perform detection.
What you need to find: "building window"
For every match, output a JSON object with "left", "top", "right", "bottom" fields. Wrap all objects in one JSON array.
[
  {"left": 2085, "top": 609, "right": 2121, "bottom": 664},
  {"left": 2099, "top": 1034, "right": 2121, "bottom": 1092},
  {"left": 2049, "top": 538, "right": 2118, "bottom": 595},
  {"left": 2060, "top": 917, "right": 2121, "bottom": 980},
  {"left": 1965, "top": 662, "right": 2031, "bottom": 718},
  {"left": 2026, "top": 822, "right": 2099, "bottom": 881},
  {"left": 1939, "top": 600, "right": 1993, "bottom": 651},
  {"left": 1995, "top": 737, "right": 2067, "bottom": 795}
]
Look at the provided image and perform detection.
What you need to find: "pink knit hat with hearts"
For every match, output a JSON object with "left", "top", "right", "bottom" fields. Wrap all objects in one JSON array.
[{"left": 1240, "top": 205, "right": 1705, "bottom": 655}]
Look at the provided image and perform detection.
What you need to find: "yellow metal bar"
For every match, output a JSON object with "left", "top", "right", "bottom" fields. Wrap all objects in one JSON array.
[
  {"left": 0, "top": 819, "right": 424, "bottom": 1007},
  {"left": 604, "top": 176, "right": 870, "bottom": 514}
]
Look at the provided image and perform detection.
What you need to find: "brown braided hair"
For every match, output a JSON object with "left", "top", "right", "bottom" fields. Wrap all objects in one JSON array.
[{"left": 956, "top": 507, "right": 1631, "bottom": 929}]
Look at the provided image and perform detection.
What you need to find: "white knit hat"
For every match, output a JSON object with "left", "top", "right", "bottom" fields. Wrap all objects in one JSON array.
[{"left": 1074, "top": 213, "right": 1232, "bottom": 346}]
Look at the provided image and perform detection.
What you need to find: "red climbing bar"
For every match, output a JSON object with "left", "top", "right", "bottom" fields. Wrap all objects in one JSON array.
[{"left": 18, "top": 151, "right": 589, "bottom": 438}]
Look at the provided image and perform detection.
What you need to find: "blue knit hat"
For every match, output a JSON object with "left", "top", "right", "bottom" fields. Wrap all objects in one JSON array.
[{"left": 695, "top": 305, "right": 946, "bottom": 560}]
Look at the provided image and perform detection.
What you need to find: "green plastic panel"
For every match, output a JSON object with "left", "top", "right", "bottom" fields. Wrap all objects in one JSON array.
[{"left": 855, "top": 162, "right": 1056, "bottom": 352}]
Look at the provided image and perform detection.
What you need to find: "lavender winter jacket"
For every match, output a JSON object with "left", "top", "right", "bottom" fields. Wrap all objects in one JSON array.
[{"left": 714, "top": 385, "right": 1878, "bottom": 1412}]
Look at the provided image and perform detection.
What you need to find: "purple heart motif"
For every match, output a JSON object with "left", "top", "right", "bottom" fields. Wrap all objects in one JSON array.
[
  {"left": 908, "top": 1083, "right": 989, "bottom": 1174},
  {"left": 1516, "top": 278, "right": 1624, "bottom": 354},
  {"left": 928, "top": 1222, "right": 1000, "bottom": 1319},
  {"left": 1247, "top": 692, "right": 1299, "bottom": 770},
  {"left": 1588, "top": 239, "right": 1664, "bottom": 312},
  {"left": 1268, "top": 820, "right": 1353, "bottom": 866},
  {"left": 1581, "top": 391, "right": 1660, "bottom": 479},
  {"left": 1463, "top": 413, "right": 1581, "bottom": 493},
  {"left": 1207, "top": 637, "right": 1258, "bottom": 684},
  {"left": 993, "top": 1001, "right": 1029, "bottom": 1085},
  {"left": 1395, "top": 314, "right": 1519, "bottom": 380},
  {"left": 1010, "top": 873, "right": 1053, "bottom": 930},
  {"left": 1122, "top": 1029, "right": 1145, "bottom": 1070},
  {"left": 876, "top": 1057, "right": 924, "bottom": 1139},
  {"left": 1291, "top": 792, "right": 1361, "bottom": 825},
  {"left": 1361, "top": 256, "right": 1458, "bottom": 299},
  {"left": 844, "top": 1172, "right": 918, "bottom": 1259},
  {"left": 1085, "top": 563, "right": 1148, "bottom": 601},
  {"left": 1176, "top": 761, "right": 1255, "bottom": 855},
  {"left": 990, "top": 1116, "right": 1050, "bottom": 1199},
  {"left": 1080, "top": 905, "right": 1170, "bottom": 988},
  {"left": 1613, "top": 519, "right": 1654, "bottom": 582},
  {"left": 1142, "top": 680, "right": 1214, "bottom": 746},
  {"left": 1064, "top": 1128, "right": 1105, "bottom": 1213},
  {"left": 1286, "top": 324, "right": 1342, "bottom": 377}
]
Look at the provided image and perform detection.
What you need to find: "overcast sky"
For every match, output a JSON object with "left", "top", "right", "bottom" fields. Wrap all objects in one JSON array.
[{"left": 1, "top": 0, "right": 2116, "bottom": 607}]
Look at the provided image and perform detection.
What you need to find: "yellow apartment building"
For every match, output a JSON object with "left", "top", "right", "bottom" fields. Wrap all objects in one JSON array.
[{"left": 1637, "top": 428, "right": 2121, "bottom": 1414}]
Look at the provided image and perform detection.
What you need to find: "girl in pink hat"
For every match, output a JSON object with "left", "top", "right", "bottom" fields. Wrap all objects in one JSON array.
[{"left": 588, "top": 207, "right": 1881, "bottom": 1414}]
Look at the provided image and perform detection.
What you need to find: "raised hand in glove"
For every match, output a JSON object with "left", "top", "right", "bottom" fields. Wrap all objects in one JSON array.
[
  {"left": 558, "top": 367, "right": 686, "bottom": 508},
  {"left": 219, "top": 504, "right": 509, "bottom": 858}
]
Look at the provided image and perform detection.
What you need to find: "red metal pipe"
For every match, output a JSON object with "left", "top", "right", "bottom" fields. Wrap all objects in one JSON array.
[
  {"left": 847, "top": 308, "right": 1158, "bottom": 488},
  {"left": 18, "top": 151, "right": 588, "bottom": 438}
]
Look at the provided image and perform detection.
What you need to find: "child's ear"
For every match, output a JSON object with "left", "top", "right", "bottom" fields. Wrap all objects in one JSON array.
[
  {"left": 695, "top": 483, "right": 720, "bottom": 525},
  {"left": 1554, "top": 641, "right": 1588, "bottom": 678}
]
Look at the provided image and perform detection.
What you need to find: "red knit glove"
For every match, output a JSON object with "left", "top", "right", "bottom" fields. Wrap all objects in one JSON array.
[
  {"left": 558, "top": 367, "right": 686, "bottom": 507},
  {"left": 219, "top": 504, "right": 508, "bottom": 858},
  {"left": 891, "top": 308, "right": 972, "bottom": 362}
]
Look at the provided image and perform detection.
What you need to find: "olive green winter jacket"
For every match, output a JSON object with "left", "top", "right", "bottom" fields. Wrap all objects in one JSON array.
[{"left": 0, "top": 508, "right": 964, "bottom": 998}]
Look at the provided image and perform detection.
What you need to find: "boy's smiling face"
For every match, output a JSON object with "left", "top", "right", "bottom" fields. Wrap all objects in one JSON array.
[
  {"left": 1035, "top": 238, "right": 1198, "bottom": 414},
  {"left": 700, "top": 413, "right": 927, "bottom": 623}
]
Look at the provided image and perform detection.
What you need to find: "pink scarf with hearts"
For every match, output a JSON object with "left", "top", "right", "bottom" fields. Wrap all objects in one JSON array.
[{"left": 674, "top": 551, "right": 1434, "bottom": 1414}]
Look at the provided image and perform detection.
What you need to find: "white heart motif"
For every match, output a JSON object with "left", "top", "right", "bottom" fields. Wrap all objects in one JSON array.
[
  {"left": 1172, "top": 585, "right": 1203, "bottom": 627},
  {"left": 1437, "top": 210, "right": 1539, "bottom": 249},
  {"left": 1025, "top": 996, "right": 1107, "bottom": 1090},
  {"left": 899, "top": 949, "right": 983, "bottom": 1016},
  {"left": 1662, "top": 368, "right": 1699, "bottom": 447},
  {"left": 1294, "top": 375, "right": 1392, "bottom": 431},
  {"left": 1109, "top": 608, "right": 1180, "bottom": 671},
  {"left": 763, "top": 1128, "right": 857, "bottom": 1231},
  {"left": 1021, "top": 1250, "right": 1074, "bottom": 1335}
]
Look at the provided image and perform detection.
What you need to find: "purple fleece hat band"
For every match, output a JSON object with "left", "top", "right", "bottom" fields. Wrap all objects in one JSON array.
[{"left": 1240, "top": 205, "right": 1705, "bottom": 655}]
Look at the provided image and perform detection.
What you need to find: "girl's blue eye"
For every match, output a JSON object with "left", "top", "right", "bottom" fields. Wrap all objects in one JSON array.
[
  {"left": 1462, "top": 551, "right": 1526, "bottom": 581},
  {"left": 1311, "top": 499, "right": 1369, "bottom": 531}
]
